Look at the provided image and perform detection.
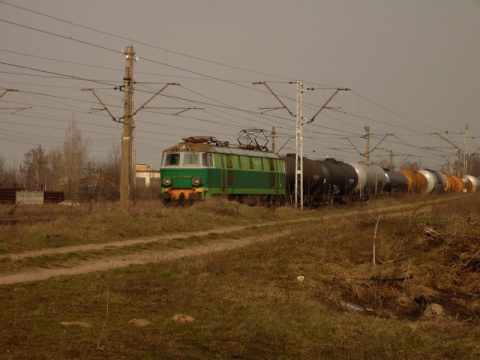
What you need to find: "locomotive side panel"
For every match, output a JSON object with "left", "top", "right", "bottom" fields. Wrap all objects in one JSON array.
[{"left": 160, "top": 141, "right": 286, "bottom": 201}]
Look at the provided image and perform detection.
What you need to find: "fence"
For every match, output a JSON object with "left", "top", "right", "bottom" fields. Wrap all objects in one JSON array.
[{"left": 0, "top": 189, "right": 64, "bottom": 204}]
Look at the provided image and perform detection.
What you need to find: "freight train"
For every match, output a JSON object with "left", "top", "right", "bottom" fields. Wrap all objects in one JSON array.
[{"left": 159, "top": 137, "right": 480, "bottom": 205}]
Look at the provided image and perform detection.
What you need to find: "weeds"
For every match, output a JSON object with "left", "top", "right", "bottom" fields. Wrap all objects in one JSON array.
[
  {"left": 0, "top": 194, "right": 479, "bottom": 358},
  {"left": 0, "top": 198, "right": 296, "bottom": 254}
]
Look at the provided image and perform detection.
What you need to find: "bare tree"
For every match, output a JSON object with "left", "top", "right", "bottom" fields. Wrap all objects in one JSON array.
[
  {"left": 22, "top": 145, "right": 49, "bottom": 190},
  {"left": 469, "top": 154, "right": 480, "bottom": 176},
  {"left": 98, "top": 142, "right": 121, "bottom": 200},
  {"left": 0, "top": 154, "right": 5, "bottom": 186},
  {"left": 62, "top": 119, "right": 89, "bottom": 200},
  {"left": 371, "top": 158, "right": 391, "bottom": 170},
  {"left": 47, "top": 148, "right": 64, "bottom": 191},
  {"left": 399, "top": 161, "right": 420, "bottom": 171},
  {"left": 0, "top": 157, "right": 19, "bottom": 188}
]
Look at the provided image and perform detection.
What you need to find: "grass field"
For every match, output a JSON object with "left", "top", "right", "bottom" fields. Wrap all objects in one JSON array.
[{"left": 0, "top": 194, "right": 479, "bottom": 359}]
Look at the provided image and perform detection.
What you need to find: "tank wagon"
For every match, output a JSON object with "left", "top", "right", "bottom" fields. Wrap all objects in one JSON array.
[
  {"left": 348, "top": 162, "right": 388, "bottom": 199},
  {"left": 398, "top": 170, "right": 428, "bottom": 193},
  {"left": 283, "top": 156, "right": 357, "bottom": 205},
  {"left": 384, "top": 170, "right": 409, "bottom": 194},
  {"left": 442, "top": 174, "right": 468, "bottom": 192},
  {"left": 418, "top": 169, "right": 445, "bottom": 193},
  {"left": 160, "top": 137, "right": 286, "bottom": 202},
  {"left": 464, "top": 175, "right": 480, "bottom": 193}
]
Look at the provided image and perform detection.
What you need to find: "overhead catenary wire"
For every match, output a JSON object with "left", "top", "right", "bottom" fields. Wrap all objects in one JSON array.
[
  {"left": 0, "top": 2, "right": 477, "bottom": 171},
  {"left": 0, "top": 5, "right": 470, "bottom": 141},
  {"left": 0, "top": 19, "right": 456, "bottom": 142}
]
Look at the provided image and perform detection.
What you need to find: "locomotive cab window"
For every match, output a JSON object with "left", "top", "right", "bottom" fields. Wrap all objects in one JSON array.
[
  {"left": 269, "top": 158, "right": 275, "bottom": 171},
  {"left": 163, "top": 153, "right": 180, "bottom": 166},
  {"left": 226, "top": 154, "right": 233, "bottom": 168},
  {"left": 163, "top": 152, "right": 212, "bottom": 168},
  {"left": 202, "top": 153, "right": 214, "bottom": 167},
  {"left": 183, "top": 153, "right": 201, "bottom": 166}
]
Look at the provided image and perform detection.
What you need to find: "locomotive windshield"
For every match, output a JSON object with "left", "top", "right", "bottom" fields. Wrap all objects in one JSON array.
[
  {"left": 162, "top": 152, "right": 213, "bottom": 167},
  {"left": 184, "top": 153, "right": 200, "bottom": 165},
  {"left": 164, "top": 153, "right": 180, "bottom": 166}
]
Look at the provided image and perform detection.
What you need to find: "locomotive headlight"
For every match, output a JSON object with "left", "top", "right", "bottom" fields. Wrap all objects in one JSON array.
[
  {"left": 163, "top": 176, "right": 172, "bottom": 186},
  {"left": 192, "top": 176, "right": 202, "bottom": 187},
  {"left": 178, "top": 143, "right": 187, "bottom": 151}
]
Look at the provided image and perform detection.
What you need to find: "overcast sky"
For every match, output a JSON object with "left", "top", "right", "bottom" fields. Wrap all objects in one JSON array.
[{"left": 1, "top": 0, "right": 479, "bottom": 172}]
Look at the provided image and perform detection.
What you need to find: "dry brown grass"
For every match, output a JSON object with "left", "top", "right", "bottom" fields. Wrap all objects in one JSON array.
[
  {"left": 0, "top": 194, "right": 479, "bottom": 359},
  {"left": 313, "top": 194, "right": 480, "bottom": 322},
  {"left": 0, "top": 198, "right": 305, "bottom": 254}
]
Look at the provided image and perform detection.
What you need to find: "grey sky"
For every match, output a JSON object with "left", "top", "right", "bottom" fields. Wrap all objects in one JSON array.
[{"left": 1, "top": 0, "right": 479, "bottom": 172}]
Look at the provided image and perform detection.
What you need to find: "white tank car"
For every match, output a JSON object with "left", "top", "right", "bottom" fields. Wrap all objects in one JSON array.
[
  {"left": 464, "top": 175, "right": 480, "bottom": 192},
  {"left": 348, "top": 162, "right": 387, "bottom": 198}
]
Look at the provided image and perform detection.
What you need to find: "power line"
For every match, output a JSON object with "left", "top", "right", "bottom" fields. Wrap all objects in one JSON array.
[
  {"left": 1, "top": 1, "right": 476, "bottom": 170},
  {"left": 0, "top": 61, "right": 119, "bottom": 87},
  {"left": 350, "top": 90, "right": 446, "bottom": 133},
  {"left": 0, "top": 49, "right": 205, "bottom": 80},
  {"left": 0, "top": 16, "right": 449, "bottom": 142},
  {"left": 1, "top": 4, "right": 470, "bottom": 144},
  {"left": 0, "top": 1, "right": 295, "bottom": 82},
  {"left": 0, "top": 49, "right": 122, "bottom": 73},
  {"left": 0, "top": 18, "right": 120, "bottom": 56}
]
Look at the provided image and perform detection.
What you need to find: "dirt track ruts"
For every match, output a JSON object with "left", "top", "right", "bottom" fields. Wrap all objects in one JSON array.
[
  {"left": 0, "top": 225, "right": 292, "bottom": 285},
  {"left": 0, "top": 197, "right": 452, "bottom": 286}
]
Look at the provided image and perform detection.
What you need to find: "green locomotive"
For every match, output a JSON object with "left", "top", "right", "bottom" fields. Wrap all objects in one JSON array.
[{"left": 160, "top": 137, "right": 286, "bottom": 202}]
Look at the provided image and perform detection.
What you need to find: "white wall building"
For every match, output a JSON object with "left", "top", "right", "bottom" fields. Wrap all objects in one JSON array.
[{"left": 135, "top": 164, "right": 160, "bottom": 187}]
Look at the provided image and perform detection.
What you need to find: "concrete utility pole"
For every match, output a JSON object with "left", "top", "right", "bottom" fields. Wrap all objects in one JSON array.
[
  {"left": 84, "top": 47, "right": 185, "bottom": 207},
  {"left": 295, "top": 81, "right": 307, "bottom": 209},
  {"left": 354, "top": 127, "right": 391, "bottom": 165},
  {"left": 464, "top": 123, "right": 469, "bottom": 175},
  {"left": 271, "top": 127, "right": 276, "bottom": 153},
  {"left": 457, "top": 150, "right": 462, "bottom": 176},
  {"left": 434, "top": 131, "right": 465, "bottom": 176},
  {"left": 365, "top": 126, "right": 371, "bottom": 164},
  {"left": 120, "top": 46, "right": 136, "bottom": 206}
]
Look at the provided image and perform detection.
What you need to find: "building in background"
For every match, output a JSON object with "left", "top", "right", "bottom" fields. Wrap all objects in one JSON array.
[{"left": 136, "top": 164, "right": 160, "bottom": 188}]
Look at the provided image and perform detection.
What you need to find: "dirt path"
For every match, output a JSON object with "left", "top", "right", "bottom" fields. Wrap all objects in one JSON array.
[
  {"left": 0, "top": 197, "right": 450, "bottom": 286},
  {"left": 0, "top": 225, "right": 293, "bottom": 285},
  {"left": 0, "top": 224, "right": 261, "bottom": 261}
]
